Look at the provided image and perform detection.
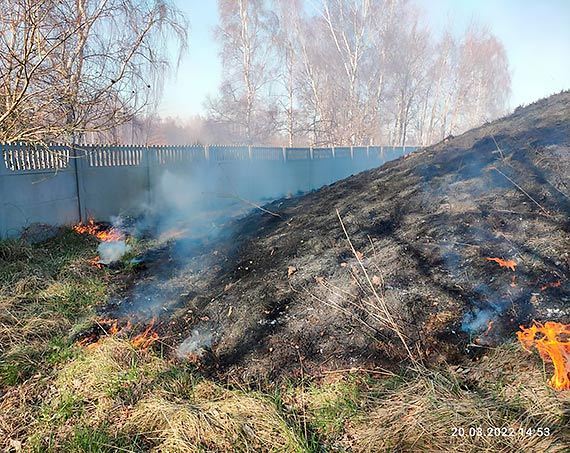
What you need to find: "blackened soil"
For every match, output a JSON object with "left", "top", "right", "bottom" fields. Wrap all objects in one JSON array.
[{"left": 118, "top": 92, "right": 570, "bottom": 381}]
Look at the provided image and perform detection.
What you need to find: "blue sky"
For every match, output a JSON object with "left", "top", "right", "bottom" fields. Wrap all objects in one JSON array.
[
  {"left": 158, "top": 0, "right": 570, "bottom": 118},
  {"left": 158, "top": 1, "right": 222, "bottom": 119}
]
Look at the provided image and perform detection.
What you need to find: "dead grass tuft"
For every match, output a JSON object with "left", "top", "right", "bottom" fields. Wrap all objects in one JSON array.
[
  {"left": 345, "top": 343, "right": 570, "bottom": 453},
  {"left": 55, "top": 338, "right": 168, "bottom": 402},
  {"left": 127, "top": 384, "right": 302, "bottom": 453},
  {"left": 0, "top": 376, "right": 46, "bottom": 448}
]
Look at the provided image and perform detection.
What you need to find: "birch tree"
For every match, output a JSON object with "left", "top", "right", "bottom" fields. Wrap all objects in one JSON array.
[
  {"left": 209, "top": 0, "right": 510, "bottom": 147},
  {"left": 207, "top": 0, "right": 279, "bottom": 144},
  {"left": 271, "top": 0, "right": 304, "bottom": 146}
]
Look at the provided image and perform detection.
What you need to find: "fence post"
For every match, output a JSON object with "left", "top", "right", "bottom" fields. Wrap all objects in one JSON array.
[
  {"left": 143, "top": 145, "right": 152, "bottom": 208},
  {"left": 0, "top": 143, "right": 6, "bottom": 175},
  {"left": 71, "top": 143, "right": 83, "bottom": 223},
  {"left": 282, "top": 146, "right": 287, "bottom": 162}
]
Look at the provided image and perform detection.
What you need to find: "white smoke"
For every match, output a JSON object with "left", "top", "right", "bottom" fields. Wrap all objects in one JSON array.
[
  {"left": 461, "top": 307, "right": 496, "bottom": 333},
  {"left": 176, "top": 327, "right": 213, "bottom": 359},
  {"left": 97, "top": 240, "right": 131, "bottom": 264}
]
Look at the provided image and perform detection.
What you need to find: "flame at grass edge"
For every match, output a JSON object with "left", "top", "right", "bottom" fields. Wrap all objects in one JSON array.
[{"left": 518, "top": 320, "right": 570, "bottom": 390}]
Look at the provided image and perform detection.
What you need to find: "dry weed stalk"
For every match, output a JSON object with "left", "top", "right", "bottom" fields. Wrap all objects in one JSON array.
[
  {"left": 336, "top": 209, "right": 416, "bottom": 363},
  {"left": 490, "top": 166, "right": 551, "bottom": 217}
]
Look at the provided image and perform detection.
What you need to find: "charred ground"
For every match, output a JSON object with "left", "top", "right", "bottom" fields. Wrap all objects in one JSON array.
[{"left": 104, "top": 91, "right": 570, "bottom": 381}]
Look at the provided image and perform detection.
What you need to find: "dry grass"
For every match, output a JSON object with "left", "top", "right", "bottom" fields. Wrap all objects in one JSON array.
[
  {"left": 345, "top": 344, "right": 570, "bottom": 452},
  {"left": 3, "top": 230, "right": 570, "bottom": 453},
  {"left": 26, "top": 337, "right": 306, "bottom": 452},
  {"left": 128, "top": 385, "right": 302, "bottom": 452},
  {"left": 27, "top": 338, "right": 169, "bottom": 451},
  {"left": 0, "top": 232, "right": 105, "bottom": 359}
]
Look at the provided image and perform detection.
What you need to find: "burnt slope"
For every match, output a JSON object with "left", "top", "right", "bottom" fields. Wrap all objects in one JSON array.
[{"left": 163, "top": 92, "right": 570, "bottom": 380}]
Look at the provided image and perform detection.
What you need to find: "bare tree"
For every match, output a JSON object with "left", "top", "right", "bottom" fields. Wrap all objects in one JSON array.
[
  {"left": 209, "top": 0, "right": 510, "bottom": 147},
  {"left": 271, "top": 0, "right": 304, "bottom": 146},
  {"left": 389, "top": 16, "right": 430, "bottom": 146},
  {"left": 207, "top": 0, "right": 279, "bottom": 144},
  {"left": 446, "top": 23, "right": 510, "bottom": 137},
  {"left": 0, "top": 0, "right": 187, "bottom": 143}
]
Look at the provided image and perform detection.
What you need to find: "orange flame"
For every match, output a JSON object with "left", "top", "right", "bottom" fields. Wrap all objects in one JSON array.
[
  {"left": 510, "top": 275, "right": 517, "bottom": 287},
  {"left": 486, "top": 257, "right": 516, "bottom": 271},
  {"left": 541, "top": 281, "right": 561, "bottom": 291},
  {"left": 87, "top": 256, "right": 102, "bottom": 268},
  {"left": 518, "top": 321, "right": 570, "bottom": 390},
  {"left": 94, "top": 228, "right": 124, "bottom": 242},
  {"left": 77, "top": 334, "right": 98, "bottom": 347},
  {"left": 74, "top": 320, "right": 161, "bottom": 351},
  {"left": 74, "top": 218, "right": 125, "bottom": 267},
  {"left": 485, "top": 320, "right": 494, "bottom": 335},
  {"left": 73, "top": 218, "right": 124, "bottom": 242},
  {"left": 98, "top": 319, "right": 120, "bottom": 335},
  {"left": 73, "top": 218, "right": 99, "bottom": 235},
  {"left": 131, "top": 319, "right": 159, "bottom": 349}
]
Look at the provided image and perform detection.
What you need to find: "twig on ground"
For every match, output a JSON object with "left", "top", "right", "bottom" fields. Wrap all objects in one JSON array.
[
  {"left": 490, "top": 134, "right": 504, "bottom": 161},
  {"left": 319, "top": 367, "right": 398, "bottom": 377},
  {"left": 490, "top": 166, "right": 551, "bottom": 217}
]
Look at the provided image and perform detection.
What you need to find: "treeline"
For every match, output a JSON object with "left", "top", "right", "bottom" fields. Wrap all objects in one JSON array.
[
  {"left": 205, "top": 0, "right": 511, "bottom": 147},
  {"left": 0, "top": 0, "right": 511, "bottom": 148}
]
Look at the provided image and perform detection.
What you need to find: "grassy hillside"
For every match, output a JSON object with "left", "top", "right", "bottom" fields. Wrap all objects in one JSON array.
[{"left": 1, "top": 229, "right": 569, "bottom": 452}]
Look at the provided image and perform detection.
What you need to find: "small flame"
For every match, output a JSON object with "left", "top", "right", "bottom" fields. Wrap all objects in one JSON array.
[
  {"left": 73, "top": 218, "right": 124, "bottom": 242},
  {"left": 485, "top": 320, "right": 494, "bottom": 335},
  {"left": 510, "top": 275, "right": 517, "bottom": 287},
  {"left": 77, "top": 334, "right": 98, "bottom": 347},
  {"left": 73, "top": 218, "right": 99, "bottom": 235},
  {"left": 518, "top": 320, "right": 570, "bottom": 390},
  {"left": 486, "top": 257, "right": 516, "bottom": 271},
  {"left": 131, "top": 319, "right": 159, "bottom": 349},
  {"left": 74, "top": 218, "right": 126, "bottom": 266},
  {"left": 87, "top": 256, "right": 102, "bottom": 268},
  {"left": 95, "top": 228, "right": 124, "bottom": 242},
  {"left": 98, "top": 319, "right": 120, "bottom": 335},
  {"left": 541, "top": 281, "right": 561, "bottom": 291},
  {"left": 75, "top": 319, "right": 133, "bottom": 349}
]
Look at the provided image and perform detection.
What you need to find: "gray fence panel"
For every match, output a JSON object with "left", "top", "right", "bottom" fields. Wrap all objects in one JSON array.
[
  {"left": 350, "top": 147, "right": 369, "bottom": 174},
  {"left": 0, "top": 142, "right": 421, "bottom": 238},
  {"left": 0, "top": 168, "right": 79, "bottom": 238},
  {"left": 77, "top": 146, "right": 149, "bottom": 220},
  {"left": 284, "top": 148, "right": 311, "bottom": 195},
  {"left": 310, "top": 148, "right": 336, "bottom": 188}
]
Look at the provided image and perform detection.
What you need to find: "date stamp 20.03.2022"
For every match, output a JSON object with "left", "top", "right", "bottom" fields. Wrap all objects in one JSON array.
[{"left": 451, "top": 426, "right": 551, "bottom": 438}]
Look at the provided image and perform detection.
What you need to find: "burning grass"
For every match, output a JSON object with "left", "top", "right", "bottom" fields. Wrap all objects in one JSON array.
[
  {"left": 2, "top": 219, "right": 570, "bottom": 451},
  {"left": 518, "top": 320, "right": 570, "bottom": 390},
  {"left": 73, "top": 218, "right": 124, "bottom": 242}
]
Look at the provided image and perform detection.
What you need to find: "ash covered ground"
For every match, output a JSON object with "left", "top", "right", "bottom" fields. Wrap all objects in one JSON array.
[{"left": 100, "top": 91, "right": 570, "bottom": 381}]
